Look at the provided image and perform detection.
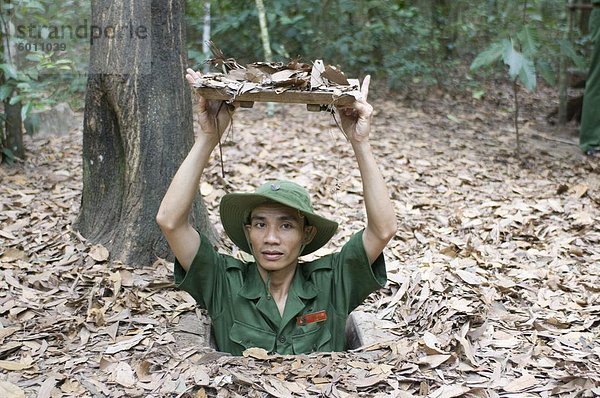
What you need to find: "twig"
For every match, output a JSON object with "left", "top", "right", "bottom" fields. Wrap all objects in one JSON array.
[
  {"left": 529, "top": 133, "right": 578, "bottom": 146},
  {"left": 330, "top": 109, "right": 348, "bottom": 141},
  {"left": 213, "top": 102, "right": 229, "bottom": 178},
  {"left": 513, "top": 78, "right": 521, "bottom": 157}
]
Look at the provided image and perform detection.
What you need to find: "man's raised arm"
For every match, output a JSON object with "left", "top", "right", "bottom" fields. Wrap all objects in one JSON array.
[
  {"left": 336, "top": 75, "right": 397, "bottom": 265},
  {"left": 156, "top": 69, "right": 235, "bottom": 270}
]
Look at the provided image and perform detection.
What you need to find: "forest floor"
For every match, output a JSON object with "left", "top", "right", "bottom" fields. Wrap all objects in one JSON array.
[{"left": 1, "top": 82, "right": 599, "bottom": 397}]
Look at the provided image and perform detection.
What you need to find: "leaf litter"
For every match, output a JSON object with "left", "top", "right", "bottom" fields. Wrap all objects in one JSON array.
[{"left": 0, "top": 84, "right": 599, "bottom": 397}]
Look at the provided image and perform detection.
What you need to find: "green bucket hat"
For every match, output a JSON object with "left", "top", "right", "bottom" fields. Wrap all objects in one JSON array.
[{"left": 219, "top": 180, "right": 338, "bottom": 256}]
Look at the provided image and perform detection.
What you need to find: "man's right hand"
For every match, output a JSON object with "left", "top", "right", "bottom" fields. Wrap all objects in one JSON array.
[{"left": 186, "top": 68, "right": 236, "bottom": 144}]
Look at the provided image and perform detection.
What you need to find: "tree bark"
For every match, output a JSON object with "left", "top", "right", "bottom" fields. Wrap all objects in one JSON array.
[
  {"left": 559, "top": 0, "right": 575, "bottom": 125},
  {"left": 0, "top": 2, "right": 24, "bottom": 162},
  {"left": 77, "top": 0, "right": 216, "bottom": 266},
  {"left": 202, "top": 1, "right": 211, "bottom": 73},
  {"left": 255, "top": 0, "right": 272, "bottom": 63},
  {"left": 3, "top": 99, "right": 24, "bottom": 160}
]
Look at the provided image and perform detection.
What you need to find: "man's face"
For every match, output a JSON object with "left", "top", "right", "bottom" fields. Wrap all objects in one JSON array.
[{"left": 245, "top": 203, "right": 315, "bottom": 273}]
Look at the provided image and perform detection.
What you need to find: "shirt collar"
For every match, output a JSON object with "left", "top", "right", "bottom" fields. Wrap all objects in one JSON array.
[
  {"left": 238, "top": 263, "right": 265, "bottom": 300},
  {"left": 238, "top": 262, "right": 318, "bottom": 300}
]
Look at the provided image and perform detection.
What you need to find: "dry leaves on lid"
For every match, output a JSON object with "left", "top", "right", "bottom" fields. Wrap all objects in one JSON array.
[{"left": 190, "top": 43, "right": 361, "bottom": 105}]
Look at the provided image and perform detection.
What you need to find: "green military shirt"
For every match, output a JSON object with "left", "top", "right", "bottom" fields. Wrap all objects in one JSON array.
[{"left": 174, "top": 230, "right": 387, "bottom": 356}]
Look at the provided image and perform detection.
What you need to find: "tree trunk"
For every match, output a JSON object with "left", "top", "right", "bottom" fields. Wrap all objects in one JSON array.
[
  {"left": 255, "top": 0, "right": 273, "bottom": 62},
  {"left": 559, "top": 0, "right": 575, "bottom": 125},
  {"left": 77, "top": 0, "right": 216, "bottom": 266},
  {"left": 0, "top": 4, "right": 24, "bottom": 162},
  {"left": 202, "top": 1, "right": 211, "bottom": 73},
  {"left": 3, "top": 98, "right": 24, "bottom": 160}
]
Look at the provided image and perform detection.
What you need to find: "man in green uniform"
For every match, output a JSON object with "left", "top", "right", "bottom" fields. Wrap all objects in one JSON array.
[
  {"left": 156, "top": 69, "right": 396, "bottom": 355},
  {"left": 580, "top": 0, "right": 600, "bottom": 156}
]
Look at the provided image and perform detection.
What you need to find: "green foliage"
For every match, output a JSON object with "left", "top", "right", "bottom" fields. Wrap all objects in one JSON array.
[
  {"left": 518, "top": 25, "right": 539, "bottom": 56},
  {"left": 187, "top": 0, "right": 443, "bottom": 89},
  {"left": 0, "top": 0, "right": 87, "bottom": 161},
  {"left": 470, "top": 41, "right": 506, "bottom": 71},
  {"left": 559, "top": 39, "right": 587, "bottom": 70},
  {"left": 2, "top": 147, "right": 16, "bottom": 164},
  {"left": 0, "top": 0, "right": 87, "bottom": 113},
  {"left": 471, "top": 35, "right": 537, "bottom": 92},
  {"left": 468, "top": 0, "right": 592, "bottom": 90},
  {"left": 504, "top": 38, "right": 537, "bottom": 91},
  {"left": 186, "top": 0, "right": 589, "bottom": 91}
]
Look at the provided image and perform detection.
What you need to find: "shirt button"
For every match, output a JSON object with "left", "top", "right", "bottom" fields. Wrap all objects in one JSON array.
[{"left": 279, "top": 336, "right": 286, "bottom": 343}]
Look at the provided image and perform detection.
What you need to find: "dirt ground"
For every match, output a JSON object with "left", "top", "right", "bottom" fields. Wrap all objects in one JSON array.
[{"left": 0, "top": 83, "right": 599, "bottom": 397}]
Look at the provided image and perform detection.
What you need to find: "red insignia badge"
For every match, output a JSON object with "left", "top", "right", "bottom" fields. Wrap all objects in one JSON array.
[{"left": 296, "top": 310, "right": 327, "bottom": 326}]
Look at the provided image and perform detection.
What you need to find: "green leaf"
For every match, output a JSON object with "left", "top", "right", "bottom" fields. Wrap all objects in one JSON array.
[
  {"left": 502, "top": 41, "right": 524, "bottom": 79},
  {"left": 25, "top": 53, "right": 42, "bottom": 62},
  {"left": 9, "top": 95, "right": 22, "bottom": 105},
  {"left": 26, "top": 1, "right": 46, "bottom": 12},
  {"left": 15, "top": 70, "right": 32, "bottom": 83},
  {"left": 517, "top": 26, "right": 538, "bottom": 56},
  {"left": 0, "top": 64, "right": 18, "bottom": 80},
  {"left": 470, "top": 41, "right": 505, "bottom": 70},
  {"left": 537, "top": 59, "right": 556, "bottom": 87},
  {"left": 16, "top": 82, "right": 32, "bottom": 90},
  {"left": 559, "top": 39, "right": 586, "bottom": 70},
  {"left": 21, "top": 101, "right": 32, "bottom": 121},
  {"left": 447, "top": 114, "right": 460, "bottom": 123},
  {"left": 27, "top": 69, "right": 39, "bottom": 80},
  {"left": 501, "top": 40, "right": 536, "bottom": 91},
  {"left": 518, "top": 57, "right": 537, "bottom": 91},
  {"left": 472, "top": 90, "right": 485, "bottom": 100},
  {"left": 530, "top": 13, "right": 542, "bottom": 22},
  {"left": 2, "top": 148, "right": 15, "bottom": 164},
  {"left": 0, "top": 84, "right": 12, "bottom": 101}
]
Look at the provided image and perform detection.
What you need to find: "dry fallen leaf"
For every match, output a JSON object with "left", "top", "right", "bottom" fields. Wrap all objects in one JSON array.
[
  {"left": 1, "top": 247, "right": 27, "bottom": 262},
  {"left": 418, "top": 354, "right": 452, "bottom": 368},
  {"left": 88, "top": 244, "right": 109, "bottom": 262},
  {"left": 37, "top": 376, "right": 58, "bottom": 398},
  {"left": 242, "top": 347, "right": 271, "bottom": 360},
  {"left": 0, "top": 359, "right": 33, "bottom": 371},
  {"left": 104, "top": 332, "right": 146, "bottom": 354},
  {"left": 570, "top": 183, "right": 588, "bottom": 198},
  {"left": 200, "top": 181, "right": 214, "bottom": 196},
  {"left": 110, "top": 362, "right": 137, "bottom": 388},
  {"left": 422, "top": 331, "right": 448, "bottom": 354},
  {"left": 503, "top": 372, "right": 538, "bottom": 393},
  {"left": 0, "top": 381, "right": 25, "bottom": 398},
  {"left": 429, "top": 384, "right": 471, "bottom": 398},
  {"left": 455, "top": 269, "right": 482, "bottom": 286}
]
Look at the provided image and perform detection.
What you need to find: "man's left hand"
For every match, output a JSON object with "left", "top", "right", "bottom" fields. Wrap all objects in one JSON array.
[{"left": 335, "top": 75, "right": 373, "bottom": 143}]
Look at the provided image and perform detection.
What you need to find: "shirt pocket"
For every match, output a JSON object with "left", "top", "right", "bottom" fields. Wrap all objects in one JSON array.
[
  {"left": 291, "top": 323, "right": 332, "bottom": 354},
  {"left": 229, "top": 320, "right": 276, "bottom": 353}
]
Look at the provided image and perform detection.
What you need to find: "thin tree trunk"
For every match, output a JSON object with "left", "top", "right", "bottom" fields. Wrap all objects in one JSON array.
[
  {"left": 4, "top": 99, "right": 24, "bottom": 160},
  {"left": 255, "top": 0, "right": 274, "bottom": 114},
  {"left": 0, "top": 1, "right": 24, "bottom": 161},
  {"left": 513, "top": 79, "right": 521, "bottom": 157},
  {"left": 429, "top": 0, "right": 443, "bottom": 87},
  {"left": 202, "top": 0, "right": 211, "bottom": 73},
  {"left": 255, "top": 0, "right": 272, "bottom": 62},
  {"left": 559, "top": 0, "right": 575, "bottom": 125},
  {"left": 77, "top": 0, "right": 216, "bottom": 266}
]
